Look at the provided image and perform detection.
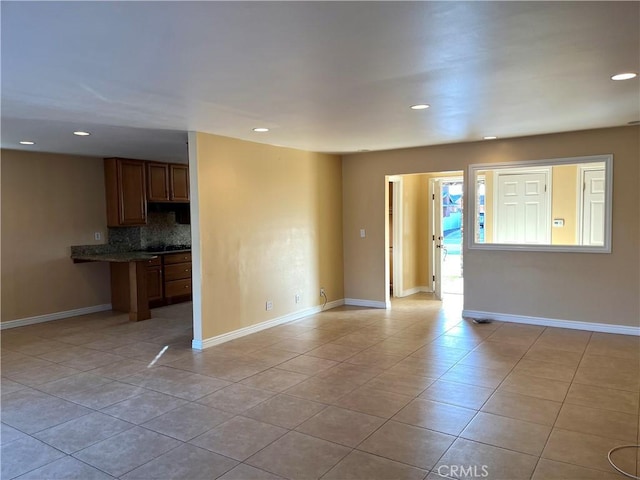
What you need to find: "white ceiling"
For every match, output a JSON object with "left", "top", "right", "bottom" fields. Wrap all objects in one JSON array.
[{"left": 2, "top": 2, "right": 639, "bottom": 162}]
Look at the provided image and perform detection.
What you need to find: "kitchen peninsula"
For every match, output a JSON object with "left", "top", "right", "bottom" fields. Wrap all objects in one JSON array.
[{"left": 71, "top": 250, "right": 157, "bottom": 321}]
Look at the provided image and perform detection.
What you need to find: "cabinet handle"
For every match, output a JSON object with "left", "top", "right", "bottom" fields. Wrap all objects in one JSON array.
[
  {"left": 185, "top": 269, "right": 189, "bottom": 272},
  {"left": 185, "top": 285, "right": 190, "bottom": 288}
]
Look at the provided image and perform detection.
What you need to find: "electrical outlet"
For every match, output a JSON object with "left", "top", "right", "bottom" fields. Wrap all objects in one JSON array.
[
  {"left": 266, "top": 301, "right": 273, "bottom": 311},
  {"left": 295, "top": 293, "right": 301, "bottom": 304},
  {"left": 320, "top": 288, "right": 326, "bottom": 297},
  {"left": 94, "top": 232, "right": 102, "bottom": 241}
]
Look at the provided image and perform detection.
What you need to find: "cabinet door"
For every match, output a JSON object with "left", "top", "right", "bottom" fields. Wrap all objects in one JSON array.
[
  {"left": 147, "top": 163, "right": 170, "bottom": 202},
  {"left": 117, "top": 159, "right": 147, "bottom": 225},
  {"left": 146, "top": 266, "right": 163, "bottom": 303},
  {"left": 170, "top": 164, "right": 189, "bottom": 202}
]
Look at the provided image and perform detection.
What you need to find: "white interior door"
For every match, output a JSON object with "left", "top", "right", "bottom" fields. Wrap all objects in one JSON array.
[
  {"left": 496, "top": 171, "right": 550, "bottom": 244},
  {"left": 433, "top": 180, "right": 443, "bottom": 300},
  {"left": 581, "top": 168, "right": 605, "bottom": 245}
]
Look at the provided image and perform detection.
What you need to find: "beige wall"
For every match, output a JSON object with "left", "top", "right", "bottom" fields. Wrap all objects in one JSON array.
[
  {"left": 401, "top": 174, "right": 422, "bottom": 290},
  {"left": 1, "top": 150, "right": 110, "bottom": 322},
  {"left": 343, "top": 126, "right": 639, "bottom": 326},
  {"left": 191, "top": 133, "right": 344, "bottom": 339},
  {"left": 551, "top": 164, "right": 578, "bottom": 245}
]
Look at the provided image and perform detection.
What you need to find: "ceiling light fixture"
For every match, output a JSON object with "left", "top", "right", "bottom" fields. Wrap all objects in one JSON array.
[
  {"left": 483, "top": 136, "right": 497, "bottom": 140},
  {"left": 19, "top": 140, "right": 35, "bottom": 145},
  {"left": 73, "top": 131, "right": 91, "bottom": 136},
  {"left": 410, "top": 104, "right": 430, "bottom": 110},
  {"left": 252, "top": 127, "right": 269, "bottom": 132},
  {"left": 611, "top": 72, "right": 637, "bottom": 81}
]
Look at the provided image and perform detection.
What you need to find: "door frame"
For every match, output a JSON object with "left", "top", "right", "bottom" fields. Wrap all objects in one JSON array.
[{"left": 387, "top": 176, "right": 403, "bottom": 300}]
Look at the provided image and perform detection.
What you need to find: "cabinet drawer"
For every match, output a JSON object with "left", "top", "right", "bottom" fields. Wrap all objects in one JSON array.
[
  {"left": 164, "top": 263, "right": 192, "bottom": 281},
  {"left": 146, "top": 256, "right": 161, "bottom": 267},
  {"left": 165, "top": 279, "right": 192, "bottom": 298},
  {"left": 164, "top": 252, "right": 192, "bottom": 264}
]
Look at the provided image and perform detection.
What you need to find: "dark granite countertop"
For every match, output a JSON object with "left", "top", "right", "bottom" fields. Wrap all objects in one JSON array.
[
  {"left": 70, "top": 243, "right": 191, "bottom": 263},
  {"left": 143, "top": 249, "right": 191, "bottom": 255},
  {"left": 71, "top": 252, "right": 158, "bottom": 263}
]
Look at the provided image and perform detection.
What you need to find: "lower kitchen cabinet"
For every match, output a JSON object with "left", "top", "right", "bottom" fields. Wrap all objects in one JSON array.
[
  {"left": 146, "top": 257, "right": 164, "bottom": 307},
  {"left": 163, "top": 252, "right": 192, "bottom": 303},
  {"left": 146, "top": 252, "right": 192, "bottom": 306}
]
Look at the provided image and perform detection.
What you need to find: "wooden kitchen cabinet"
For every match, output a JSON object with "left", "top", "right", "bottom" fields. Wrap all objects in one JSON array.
[
  {"left": 146, "top": 257, "right": 164, "bottom": 306},
  {"left": 169, "top": 164, "right": 189, "bottom": 202},
  {"left": 105, "top": 158, "right": 147, "bottom": 226},
  {"left": 147, "top": 163, "right": 170, "bottom": 202},
  {"left": 146, "top": 162, "right": 189, "bottom": 203},
  {"left": 163, "top": 252, "right": 192, "bottom": 303}
]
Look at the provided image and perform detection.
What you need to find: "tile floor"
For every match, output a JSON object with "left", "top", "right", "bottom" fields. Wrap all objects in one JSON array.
[{"left": 1, "top": 294, "right": 639, "bottom": 479}]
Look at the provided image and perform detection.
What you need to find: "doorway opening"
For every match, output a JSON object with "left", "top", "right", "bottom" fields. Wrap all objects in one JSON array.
[
  {"left": 385, "top": 172, "right": 464, "bottom": 308},
  {"left": 431, "top": 176, "right": 464, "bottom": 298}
]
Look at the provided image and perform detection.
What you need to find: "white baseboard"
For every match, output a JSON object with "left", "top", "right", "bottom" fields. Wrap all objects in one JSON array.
[
  {"left": 192, "top": 299, "right": 345, "bottom": 350},
  {"left": 398, "top": 286, "right": 432, "bottom": 296},
  {"left": 462, "top": 309, "right": 640, "bottom": 336},
  {"left": 1, "top": 304, "right": 113, "bottom": 330},
  {"left": 344, "top": 298, "right": 388, "bottom": 309}
]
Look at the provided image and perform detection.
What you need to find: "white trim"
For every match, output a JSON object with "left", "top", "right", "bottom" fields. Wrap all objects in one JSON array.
[
  {"left": 391, "top": 177, "right": 403, "bottom": 299},
  {"left": 1, "top": 304, "right": 113, "bottom": 330},
  {"left": 187, "top": 131, "right": 203, "bottom": 347},
  {"left": 192, "top": 299, "right": 345, "bottom": 350},
  {"left": 344, "top": 298, "right": 388, "bottom": 309},
  {"left": 462, "top": 309, "right": 640, "bottom": 336}
]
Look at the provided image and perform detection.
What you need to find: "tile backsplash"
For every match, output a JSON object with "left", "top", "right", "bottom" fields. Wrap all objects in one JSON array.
[
  {"left": 140, "top": 211, "right": 191, "bottom": 248},
  {"left": 71, "top": 210, "right": 191, "bottom": 256},
  {"left": 106, "top": 211, "right": 191, "bottom": 251}
]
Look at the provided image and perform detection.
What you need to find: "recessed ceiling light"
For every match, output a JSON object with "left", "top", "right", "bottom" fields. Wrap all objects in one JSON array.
[
  {"left": 611, "top": 72, "right": 637, "bottom": 81},
  {"left": 410, "top": 104, "right": 430, "bottom": 110},
  {"left": 252, "top": 127, "right": 269, "bottom": 132},
  {"left": 483, "top": 136, "right": 497, "bottom": 140},
  {"left": 73, "top": 131, "right": 91, "bottom": 136},
  {"left": 19, "top": 141, "right": 35, "bottom": 145}
]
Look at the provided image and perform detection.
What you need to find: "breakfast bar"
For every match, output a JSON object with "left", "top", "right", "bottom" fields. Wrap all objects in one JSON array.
[{"left": 71, "top": 251, "right": 158, "bottom": 321}]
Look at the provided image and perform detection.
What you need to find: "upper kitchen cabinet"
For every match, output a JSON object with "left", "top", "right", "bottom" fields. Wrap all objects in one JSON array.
[
  {"left": 146, "top": 163, "right": 189, "bottom": 203},
  {"left": 105, "top": 158, "right": 147, "bottom": 227},
  {"left": 169, "top": 164, "right": 189, "bottom": 202},
  {"left": 147, "top": 162, "right": 170, "bottom": 202}
]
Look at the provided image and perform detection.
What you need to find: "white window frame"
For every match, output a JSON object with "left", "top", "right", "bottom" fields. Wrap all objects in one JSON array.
[{"left": 467, "top": 154, "right": 613, "bottom": 253}]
